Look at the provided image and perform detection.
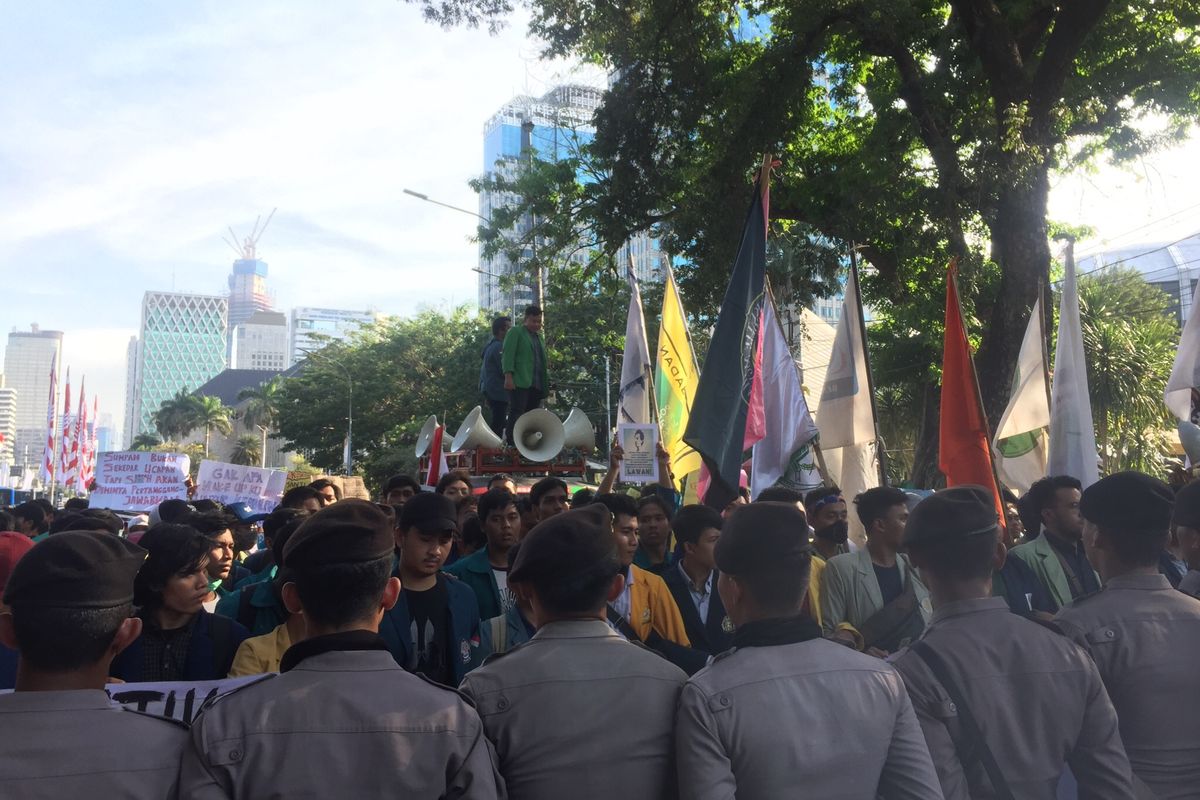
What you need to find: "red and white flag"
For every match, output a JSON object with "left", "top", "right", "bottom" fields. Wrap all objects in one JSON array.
[
  {"left": 81, "top": 395, "right": 99, "bottom": 490},
  {"left": 422, "top": 425, "right": 449, "bottom": 489},
  {"left": 65, "top": 378, "right": 85, "bottom": 492},
  {"left": 72, "top": 386, "right": 89, "bottom": 494},
  {"left": 59, "top": 368, "right": 73, "bottom": 483},
  {"left": 38, "top": 361, "right": 57, "bottom": 486}
]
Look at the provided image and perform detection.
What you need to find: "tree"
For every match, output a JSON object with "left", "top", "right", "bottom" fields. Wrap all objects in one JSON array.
[
  {"left": 412, "top": 0, "right": 1200, "bottom": 483},
  {"left": 152, "top": 388, "right": 194, "bottom": 442},
  {"left": 239, "top": 376, "right": 284, "bottom": 467},
  {"left": 131, "top": 433, "right": 161, "bottom": 452},
  {"left": 230, "top": 434, "right": 264, "bottom": 467},
  {"left": 188, "top": 395, "right": 234, "bottom": 458}
]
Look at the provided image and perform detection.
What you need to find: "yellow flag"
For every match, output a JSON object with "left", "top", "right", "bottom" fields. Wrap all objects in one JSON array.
[{"left": 655, "top": 267, "right": 702, "bottom": 487}]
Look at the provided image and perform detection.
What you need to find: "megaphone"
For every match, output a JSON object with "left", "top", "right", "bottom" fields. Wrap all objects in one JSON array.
[
  {"left": 1180, "top": 420, "right": 1200, "bottom": 463},
  {"left": 561, "top": 407, "right": 596, "bottom": 452},
  {"left": 452, "top": 406, "right": 505, "bottom": 451},
  {"left": 415, "top": 415, "right": 440, "bottom": 457},
  {"left": 513, "top": 409, "right": 565, "bottom": 462}
]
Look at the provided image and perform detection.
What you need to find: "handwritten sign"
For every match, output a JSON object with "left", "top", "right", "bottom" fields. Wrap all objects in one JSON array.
[
  {"left": 196, "top": 460, "right": 287, "bottom": 513},
  {"left": 88, "top": 451, "right": 190, "bottom": 511}
]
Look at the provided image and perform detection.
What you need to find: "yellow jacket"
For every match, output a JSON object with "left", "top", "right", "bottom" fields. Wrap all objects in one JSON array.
[
  {"left": 228, "top": 622, "right": 292, "bottom": 677},
  {"left": 628, "top": 564, "right": 691, "bottom": 647},
  {"left": 808, "top": 555, "right": 826, "bottom": 626}
]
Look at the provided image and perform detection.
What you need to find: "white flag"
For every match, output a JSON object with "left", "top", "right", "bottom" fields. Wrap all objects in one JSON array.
[
  {"left": 1165, "top": 279, "right": 1200, "bottom": 422},
  {"left": 993, "top": 296, "right": 1050, "bottom": 494},
  {"left": 751, "top": 296, "right": 821, "bottom": 498},
  {"left": 1048, "top": 246, "right": 1099, "bottom": 487},
  {"left": 817, "top": 267, "right": 875, "bottom": 448},
  {"left": 618, "top": 263, "right": 653, "bottom": 425}
]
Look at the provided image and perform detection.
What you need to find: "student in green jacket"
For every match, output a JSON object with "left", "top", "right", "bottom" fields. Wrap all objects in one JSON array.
[
  {"left": 501, "top": 304, "right": 549, "bottom": 446},
  {"left": 446, "top": 488, "right": 521, "bottom": 620}
]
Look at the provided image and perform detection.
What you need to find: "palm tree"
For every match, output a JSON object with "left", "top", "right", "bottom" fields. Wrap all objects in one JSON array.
[
  {"left": 152, "top": 388, "right": 194, "bottom": 441},
  {"left": 188, "top": 395, "right": 234, "bottom": 458},
  {"left": 238, "top": 377, "right": 284, "bottom": 467},
  {"left": 230, "top": 434, "right": 263, "bottom": 466},
  {"left": 131, "top": 433, "right": 161, "bottom": 451}
]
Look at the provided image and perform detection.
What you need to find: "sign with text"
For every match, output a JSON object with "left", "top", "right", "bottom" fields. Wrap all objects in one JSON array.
[
  {"left": 88, "top": 451, "right": 190, "bottom": 511},
  {"left": 196, "top": 460, "right": 287, "bottom": 513},
  {"left": 618, "top": 423, "right": 660, "bottom": 484}
]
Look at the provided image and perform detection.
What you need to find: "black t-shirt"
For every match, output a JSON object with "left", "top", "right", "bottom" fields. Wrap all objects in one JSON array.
[
  {"left": 873, "top": 563, "right": 904, "bottom": 606},
  {"left": 404, "top": 579, "right": 452, "bottom": 685}
]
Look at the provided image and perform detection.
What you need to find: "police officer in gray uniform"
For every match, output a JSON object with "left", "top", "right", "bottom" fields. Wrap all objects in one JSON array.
[
  {"left": 180, "top": 500, "right": 504, "bottom": 799},
  {"left": 0, "top": 531, "right": 189, "bottom": 798},
  {"left": 460, "top": 504, "right": 687, "bottom": 800},
  {"left": 892, "top": 486, "right": 1133, "bottom": 799},
  {"left": 675, "top": 502, "right": 943, "bottom": 800},
  {"left": 1056, "top": 471, "right": 1200, "bottom": 799}
]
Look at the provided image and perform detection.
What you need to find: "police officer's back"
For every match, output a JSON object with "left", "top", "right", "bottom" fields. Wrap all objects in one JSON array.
[
  {"left": 0, "top": 531, "right": 189, "bottom": 798},
  {"left": 180, "top": 500, "right": 503, "bottom": 798},
  {"left": 891, "top": 487, "right": 1133, "bottom": 799},
  {"left": 1055, "top": 472, "right": 1200, "bottom": 799},
  {"left": 674, "top": 503, "right": 943, "bottom": 800},
  {"left": 460, "top": 504, "right": 687, "bottom": 800}
]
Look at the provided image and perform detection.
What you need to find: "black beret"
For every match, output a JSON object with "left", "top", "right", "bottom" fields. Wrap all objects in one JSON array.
[
  {"left": 3, "top": 531, "right": 146, "bottom": 609},
  {"left": 283, "top": 499, "right": 395, "bottom": 570},
  {"left": 509, "top": 506, "right": 618, "bottom": 584},
  {"left": 399, "top": 492, "right": 458, "bottom": 534},
  {"left": 903, "top": 486, "right": 999, "bottom": 547},
  {"left": 1173, "top": 480, "right": 1200, "bottom": 530},
  {"left": 715, "top": 502, "right": 812, "bottom": 575},
  {"left": 1081, "top": 471, "right": 1173, "bottom": 531}
]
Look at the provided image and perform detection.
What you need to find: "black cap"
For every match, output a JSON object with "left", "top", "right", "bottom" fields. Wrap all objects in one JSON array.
[
  {"left": 283, "top": 499, "right": 395, "bottom": 571},
  {"left": 399, "top": 492, "right": 458, "bottom": 533},
  {"left": 3, "top": 531, "right": 146, "bottom": 609},
  {"left": 1080, "top": 471, "right": 1174, "bottom": 531},
  {"left": 715, "top": 502, "right": 812, "bottom": 575},
  {"left": 903, "top": 485, "right": 999, "bottom": 547},
  {"left": 509, "top": 506, "right": 618, "bottom": 583},
  {"left": 1173, "top": 480, "right": 1200, "bottom": 529}
]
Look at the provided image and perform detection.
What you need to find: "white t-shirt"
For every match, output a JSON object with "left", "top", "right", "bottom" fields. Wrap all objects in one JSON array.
[{"left": 493, "top": 567, "right": 515, "bottom": 612}]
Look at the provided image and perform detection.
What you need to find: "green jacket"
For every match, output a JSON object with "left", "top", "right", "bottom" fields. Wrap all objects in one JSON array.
[
  {"left": 445, "top": 547, "right": 503, "bottom": 621},
  {"left": 501, "top": 324, "right": 548, "bottom": 391},
  {"left": 1009, "top": 534, "right": 1099, "bottom": 611}
]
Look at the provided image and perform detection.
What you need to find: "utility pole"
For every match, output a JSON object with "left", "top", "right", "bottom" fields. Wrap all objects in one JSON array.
[{"left": 520, "top": 119, "right": 545, "bottom": 310}]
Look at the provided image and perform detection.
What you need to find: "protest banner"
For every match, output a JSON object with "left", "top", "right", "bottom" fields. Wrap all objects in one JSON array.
[
  {"left": 618, "top": 423, "right": 659, "bottom": 484},
  {"left": 0, "top": 676, "right": 270, "bottom": 724},
  {"left": 87, "top": 451, "right": 190, "bottom": 511},
  {"left": 196, "top": 460, "right": 287, "bottom": 513}
]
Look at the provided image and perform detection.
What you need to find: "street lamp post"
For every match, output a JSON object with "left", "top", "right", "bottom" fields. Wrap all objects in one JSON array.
[{"left": 299, "top": 348, "right": 353, "bottom": 475}]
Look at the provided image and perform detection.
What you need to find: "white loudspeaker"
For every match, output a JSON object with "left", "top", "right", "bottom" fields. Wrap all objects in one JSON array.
[
  {"left": 1180, "top": 420, "right": 1200, "bottom": 464},
  {"left": 561, "top": 407, "right": 596, "bottom": 452},
  {"left": 513, "top": 409, "right": 566, "bottom": 462},
  {"left": 415, "top": 415, "right": 440, "bottom": 457},
  {"left": 452, "top": 406, "right": 505, "bottom": 451}
]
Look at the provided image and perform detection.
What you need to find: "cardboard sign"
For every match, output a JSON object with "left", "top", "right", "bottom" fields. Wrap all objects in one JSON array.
[
  {"left": 618, "top": 423, "right": 659, "bottom": 484},
  {"left": 88, "top": 451, "right": 190, "bottom": 512},
  {"left": 196, "top": 461, "right": 287, "bottom": 513}
]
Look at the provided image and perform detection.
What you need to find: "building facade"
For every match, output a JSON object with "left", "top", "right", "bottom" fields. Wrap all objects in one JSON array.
[
  {"left": 289, "top": 307, "right": 378, "bottom": 364},
  {"left": 1077, "top": 234, "right": 1200, "bottom": 325},
  {"left": 2, "top": 326, "right": 63, "bottom": 471},
  {"left": 0, "top": 374, "right": 17, "bottom": 466},
  {"left": 127, "top": 292, "right": 228, "bottom": 441},
  {"left": 231, "top": 310, "right": 289, "bottom": 371},
  {"left": 228, "top": 258, "right": 272, "bottom": 332}
]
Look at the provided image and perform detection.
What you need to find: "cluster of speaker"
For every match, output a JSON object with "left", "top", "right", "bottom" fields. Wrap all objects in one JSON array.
[{"left": 416, "top": 406, "right": 597, "bottom": 463}]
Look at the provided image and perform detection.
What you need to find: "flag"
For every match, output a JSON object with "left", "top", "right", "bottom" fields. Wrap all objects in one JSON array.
[
  {"left": 1048, "top": 245, "right": 1100, "bottom": 486},
  {"left": 59, "top": 368, "right": 72, "bottom": 484},
  {"left": 73, "top": 386, "right": 90, "bottom": 494},
  {"left": 655, "top": 265, "right": 702, "bottom": 487},
  {"left": 683, "top": 168, "right": 770, "bottom": 509},
  {"left": 938, "top": 262, "right": 1005, "bottom": 522},
  {"left": 1165, "top": 279, "right": 1200, "bottom": 423},
  {"left": 38, "top": 360, "right": 57, "bottom": 486},
  {"left": 66, "top": 378, "right": 85, "bottom": 492},
  {"left": 751, "top": 291, "right": 821, "bottom": 498},
  {"left": 993, "top": 295, "right": 1050, "bottom": 494},
  {"left": 422, "top": 425, "right": 449, "bottom": 489},
  {"left": 82, "top": 395, "right": 99, "bottom": 489},
  {"left": 618, "top": 261, "right": 653, "bottom": 425}
]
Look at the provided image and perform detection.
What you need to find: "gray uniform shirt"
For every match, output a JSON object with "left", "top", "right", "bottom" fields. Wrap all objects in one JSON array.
[
  {"left": 460, "top": 618, "right": 687, "bottom": 800},
  {"left": 0, "top": 688, "right": 188, "bottom": 799},
  {"left": 1056, "top": 573, "right": 1200, "bottom": 799},
  {"left": 892, "top": 596, "right": 1133, "bottom": 799},
  {"left": 180, "top": 649, "right": 504, "bottom": 799},
  {"left": 675, "top": 636, "right": 943, "bottom": 800}
]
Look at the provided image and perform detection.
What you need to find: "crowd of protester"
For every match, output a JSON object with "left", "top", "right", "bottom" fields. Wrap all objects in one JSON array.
[{"left": 1, "top": 444, "right": 1199, "bottom": 799}]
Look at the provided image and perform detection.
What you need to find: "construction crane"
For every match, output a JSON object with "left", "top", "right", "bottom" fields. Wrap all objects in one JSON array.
[{"left": 222, "top": 208, "right": 277, "bottom": 261}]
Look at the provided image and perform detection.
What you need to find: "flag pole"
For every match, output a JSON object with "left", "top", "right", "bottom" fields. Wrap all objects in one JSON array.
[{"left": 848, "top": 245, "right": 888, "bottom": 486}]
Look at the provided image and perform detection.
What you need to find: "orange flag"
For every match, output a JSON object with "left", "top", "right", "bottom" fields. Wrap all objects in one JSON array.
[{"left": 939, "top": 261, "right": 1005, "bottom": 525}]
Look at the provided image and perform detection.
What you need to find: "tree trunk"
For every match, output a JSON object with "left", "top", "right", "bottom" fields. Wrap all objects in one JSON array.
[
  {"left": 205, "top": 426, "right": 211, "bottom": 459},
  {"left": 909, "top": 380, "right": 943, "bottom": 488},
  {"left": 974, "top": 171, "right": 1052, "bottom": 428},
  {"left": 260, "top": 427, "right": 268, "bottom": 468}
]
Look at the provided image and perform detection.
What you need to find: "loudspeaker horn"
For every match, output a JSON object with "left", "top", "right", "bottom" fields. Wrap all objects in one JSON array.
[
  {"left": 1180, "top": 420, "right": 1200, "bottom": 464},
  {"left": 415, "top": 414, "right": 440, "bottom": 457},
  {"left": 452, "top": 406, "right": 505, "bottom": 451},
  {"left": 513, "top": 408, "right": 565, "bottom": 463},
  {"left": 561, "top": 407, "right": 596, "bottom": 452}
]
